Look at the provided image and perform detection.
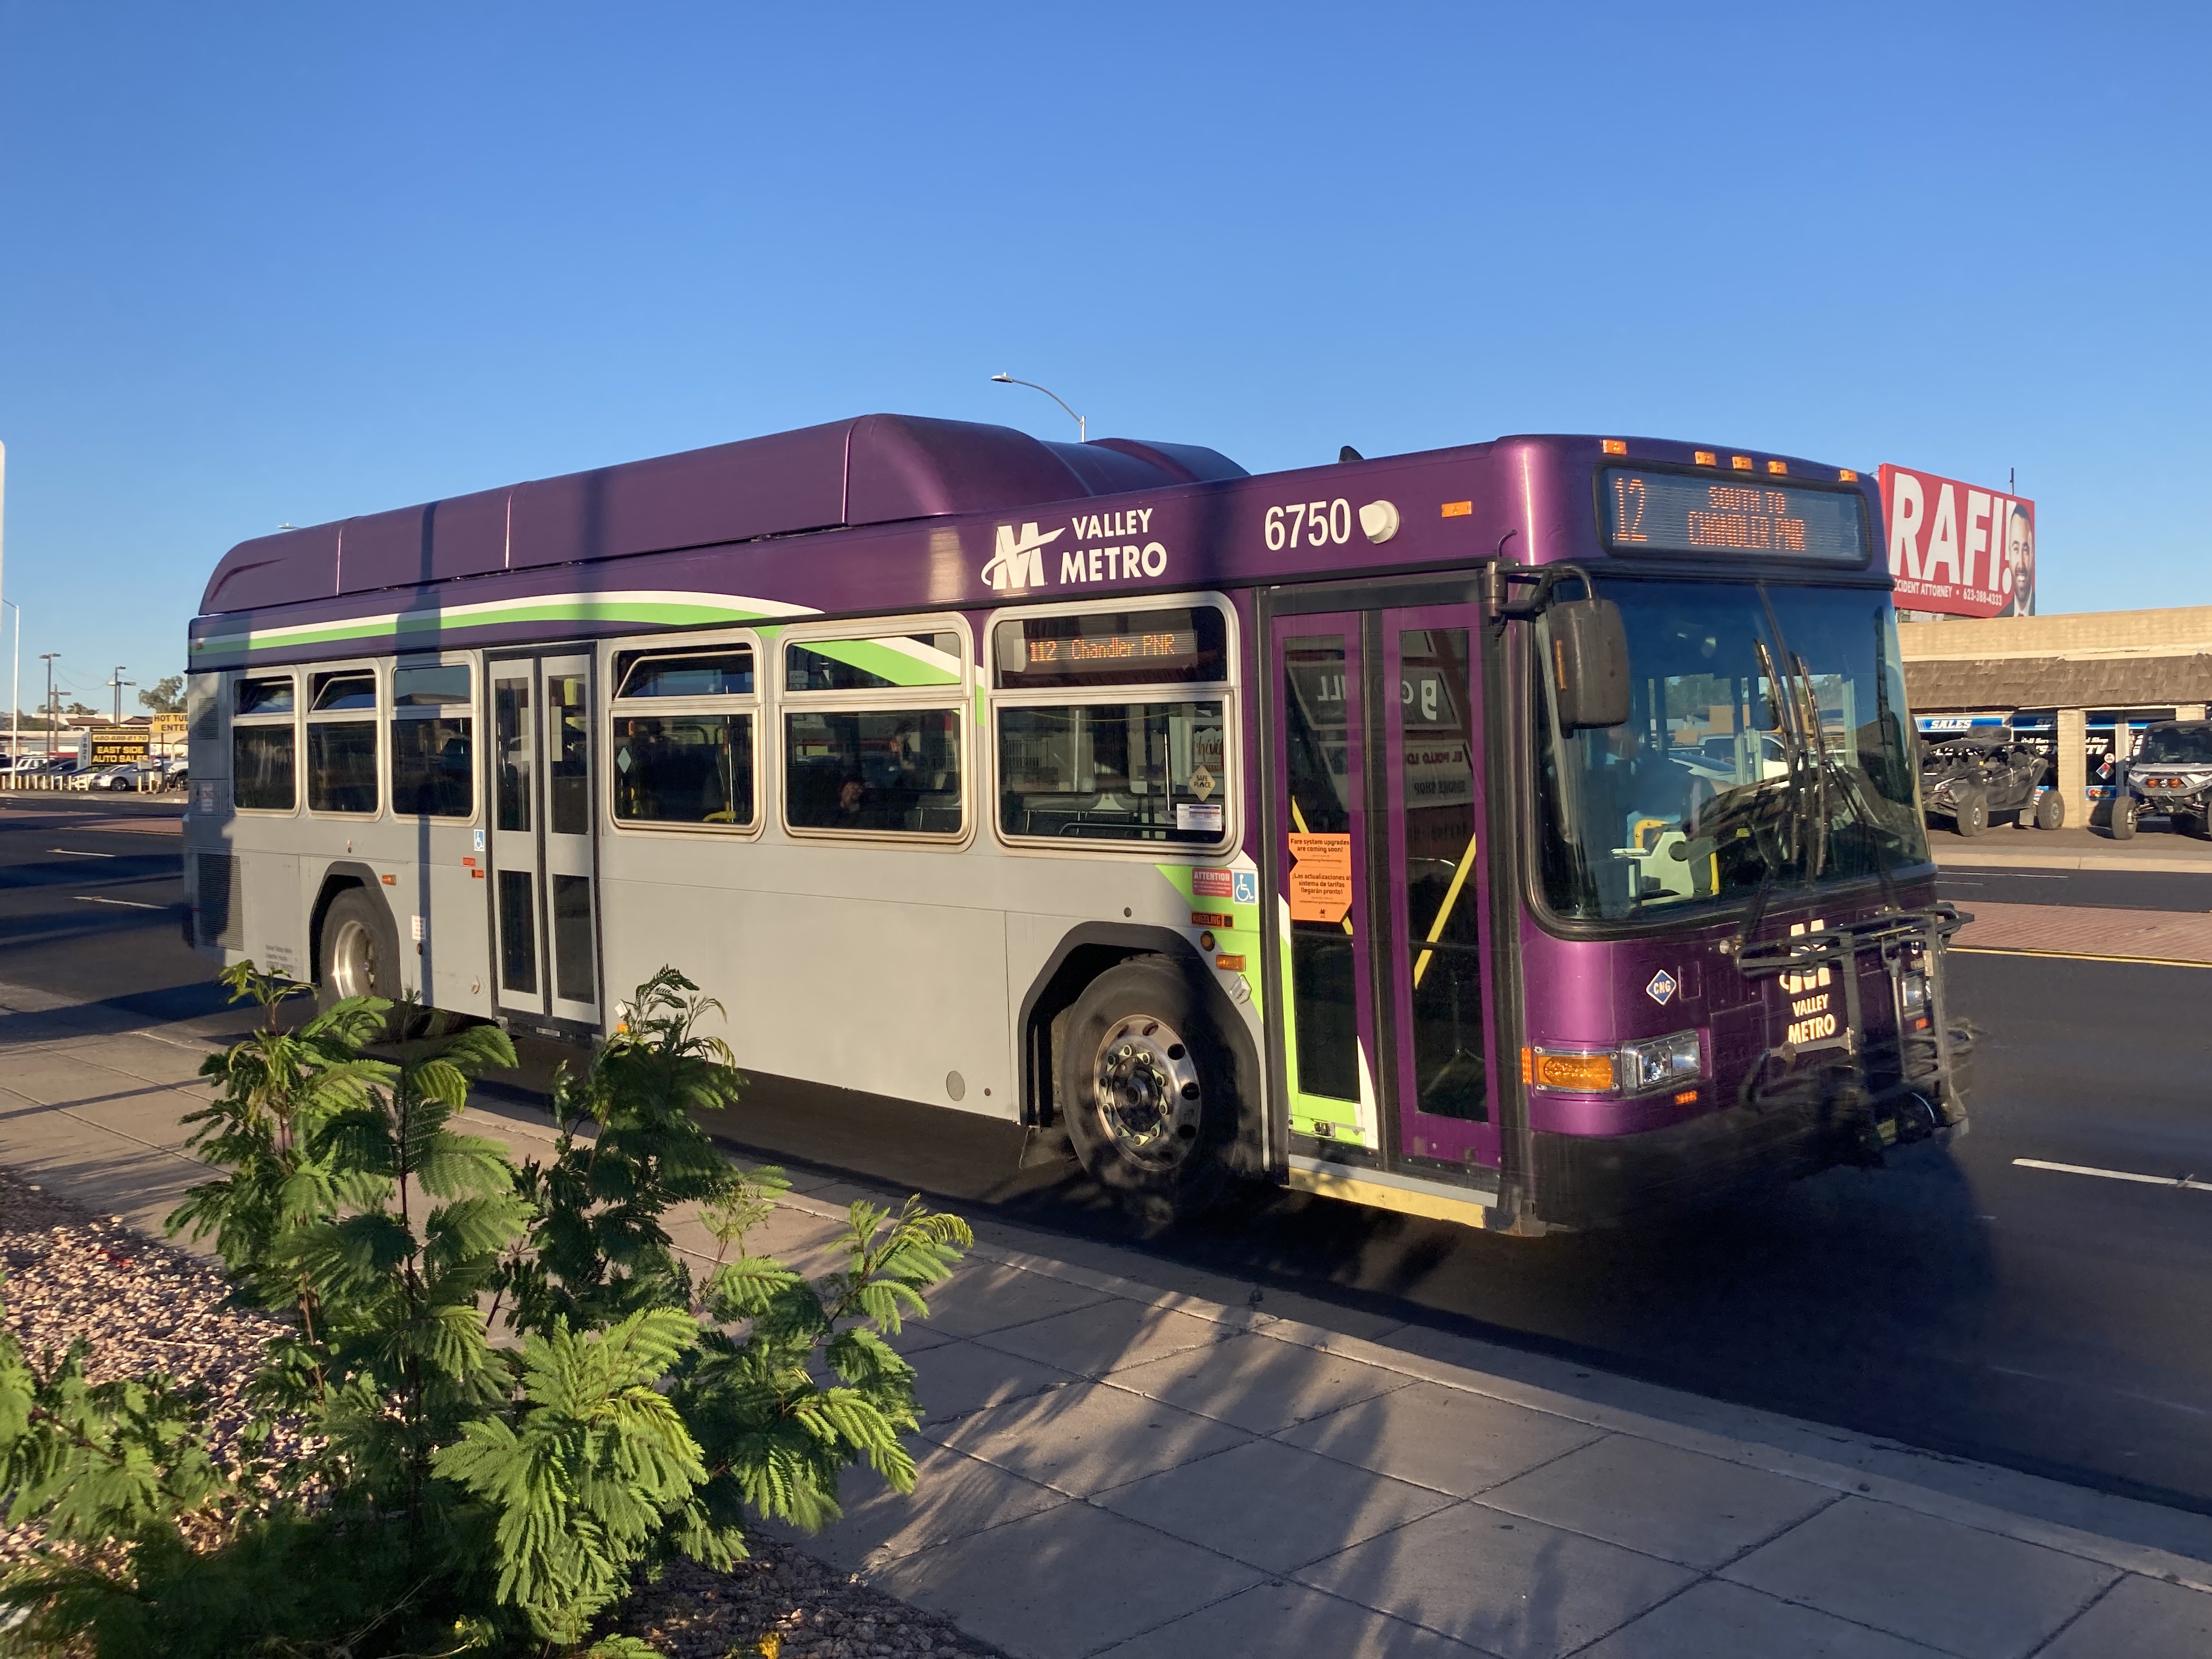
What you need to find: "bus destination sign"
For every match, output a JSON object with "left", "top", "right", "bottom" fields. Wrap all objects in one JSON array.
[
  {"left": 1600, "top": 469, "right": 1866, "bottom": 562},
  {"left": 1024, "top": 629, "right": 1197, "bottom": 668}
]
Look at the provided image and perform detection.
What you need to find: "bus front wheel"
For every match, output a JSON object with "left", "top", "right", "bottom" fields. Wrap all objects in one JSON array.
[{"left": 1059, "top": 958, "right": 1236, "bottom": 1219}]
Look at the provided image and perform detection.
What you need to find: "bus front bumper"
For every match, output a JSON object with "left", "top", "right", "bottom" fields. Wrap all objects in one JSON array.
[{"left": 1528, "top": 1043, "right": 1970, "bottom": 1231}]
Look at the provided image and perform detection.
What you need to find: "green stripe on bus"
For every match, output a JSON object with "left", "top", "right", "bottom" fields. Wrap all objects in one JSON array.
[{"left": 191, "top": 598, "right": 778, "bottom": 656}]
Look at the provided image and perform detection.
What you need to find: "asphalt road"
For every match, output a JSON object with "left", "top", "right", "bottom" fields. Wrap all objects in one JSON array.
[{"left": 7, "top": 792, "right": 2212, "bottom": 1515}]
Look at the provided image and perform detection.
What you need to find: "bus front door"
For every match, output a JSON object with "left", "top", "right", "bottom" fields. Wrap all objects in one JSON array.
[
  {"left": 1382, "top": 612, "right": 1498, "bottom": 1169},
  {"left": 489, "top": 653, "right": 602, "bottom": 1031},
  {"left": 1270, "top": 605, "right": 1498, "bottom": 1174}
]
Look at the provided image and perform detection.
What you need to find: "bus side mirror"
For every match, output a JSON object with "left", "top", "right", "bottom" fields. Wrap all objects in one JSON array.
[{"left": 1550, "top": 598, "right": 1629, "bottom": 729}]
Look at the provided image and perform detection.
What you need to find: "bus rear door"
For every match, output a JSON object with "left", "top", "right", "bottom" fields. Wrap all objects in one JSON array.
[{"left": 488, "top": 652, "right": 602, "bottom": 1031}]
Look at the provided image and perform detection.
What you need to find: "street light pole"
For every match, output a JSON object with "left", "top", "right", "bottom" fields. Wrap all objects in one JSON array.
[
  {"left": 39, "top": 653, "right": 57, "bottom": 759},
  {"left": 0, "top": 440, "right": 7, "bottom": 770},
  {"left": 109, "top": 665, "right": 132, "bottom": 726},
  {"left": 989, "top": 373, "right": 1086, "bottom": 443},
  {"left": 2, "top": 601, "right": 17, "bottom": 782}
]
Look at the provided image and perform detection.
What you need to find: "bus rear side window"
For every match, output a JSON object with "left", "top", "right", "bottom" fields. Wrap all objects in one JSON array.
[
  {"left": 392, "top": 718, "right": 473, "bottom": 817},
  {"left": 613, "top": 714, "right": 754, "bottom": 828},
  {"left": 391, "top": 662, "right": 474, "bottom": 819},
  {"left": 233, "top": 725, "right": 296, "bottom": 811},
  {"left": 236, "top": 677, "right": 295, "bottom": 716},
  {"left": 786, "top": 634, "right": 963, "bottom": 693},
  {"left": 785, "top": 710, "right": 961, "bottom": 834},
  {"left": 308, "top": 723, "right": 379, "bottom": 813}
]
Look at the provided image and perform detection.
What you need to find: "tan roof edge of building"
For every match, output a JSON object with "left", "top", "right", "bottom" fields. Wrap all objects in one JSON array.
[{"left": 1900, "top": 607, "right": 2212, "bottom": 662}]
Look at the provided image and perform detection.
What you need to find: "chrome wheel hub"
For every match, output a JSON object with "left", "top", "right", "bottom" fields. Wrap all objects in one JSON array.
[
  {"left": 1092, "top": 1015, "right": 1202, "bottom": 1170},
  {"left": 330, "top": 917, "right": 377, "bottom": 999}
]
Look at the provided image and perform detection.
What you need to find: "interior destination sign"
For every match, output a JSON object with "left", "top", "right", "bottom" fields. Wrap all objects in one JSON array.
[
  {"left": 1601, "top": 468, "right": 1867, "bottom": 561},
  {"left": 1024, "top": 629, "right": 1196, "bottom": 665}
]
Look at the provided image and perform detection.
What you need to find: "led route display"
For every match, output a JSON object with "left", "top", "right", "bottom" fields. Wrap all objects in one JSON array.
[
  {"left": 1601, "top": 469, "right": 1867, "bottom": 561},
  {"left": 1024, "top": 629, "right": 1197, "bottom": 666}
]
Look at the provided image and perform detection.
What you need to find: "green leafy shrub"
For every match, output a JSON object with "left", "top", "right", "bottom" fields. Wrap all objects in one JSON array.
[{"left": 0, "top": 966, "right": 970, "bottom": 1657}]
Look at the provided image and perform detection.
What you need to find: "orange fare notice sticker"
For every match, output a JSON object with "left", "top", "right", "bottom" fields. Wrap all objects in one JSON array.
[{"left": 1287, "top": 832, "right": 1352, "bottom": 924}]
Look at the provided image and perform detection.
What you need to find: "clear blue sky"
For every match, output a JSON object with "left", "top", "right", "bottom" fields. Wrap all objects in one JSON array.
[{"left": 1, "top": 3, "right": 2204, "bottom": 711}]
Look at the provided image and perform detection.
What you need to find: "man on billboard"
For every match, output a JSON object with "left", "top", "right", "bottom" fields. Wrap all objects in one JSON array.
[{"left": 1998, "top": 504, "right": 2036, "bottom": 616}]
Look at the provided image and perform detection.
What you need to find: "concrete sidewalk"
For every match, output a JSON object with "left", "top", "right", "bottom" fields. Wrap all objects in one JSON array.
[
  {"left": 5, "top": 984, "right": 2212, "bottom": 1658},
  {"left": 1938, "top": 823, "right": 2212, "bottom": 873}
]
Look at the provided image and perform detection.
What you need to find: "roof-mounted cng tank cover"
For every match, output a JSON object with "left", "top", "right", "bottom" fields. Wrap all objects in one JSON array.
[{"left": 197, "top": 414, "right": 1248, "bottom": 617}]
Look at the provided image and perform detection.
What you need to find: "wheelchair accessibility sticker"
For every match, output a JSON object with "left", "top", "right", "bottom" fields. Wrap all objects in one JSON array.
[{"left": 1233, "top": 870, "right": 1258, "bottom": 906}]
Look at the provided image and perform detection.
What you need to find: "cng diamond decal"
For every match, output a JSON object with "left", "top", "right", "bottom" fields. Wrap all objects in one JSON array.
[{"left": 1645, "top": 969, "right": 1678, "bottom": 1006}]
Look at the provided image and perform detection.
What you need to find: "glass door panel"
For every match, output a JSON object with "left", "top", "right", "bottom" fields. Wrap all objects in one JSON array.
[
  {"left": 542, "top": 656, "right": 598, "bottom": 1021},
  {"left": 1384, "top": 613, "right": 1499, "bottom": 1166},
  {"left": 1274, "top": 620, "right": 1381, "bottom": 1150},
  {"left": 491, "top": 664, "right": 540, "bottom": 1013}
]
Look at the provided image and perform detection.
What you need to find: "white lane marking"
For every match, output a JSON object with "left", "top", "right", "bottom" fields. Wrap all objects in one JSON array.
[
  {"left": 72, "top": 894, "right": 163, "bottom": 911},
  {"left": 49, "top": 847, "right": 117, "bottom": 857},
  {"left": 2013, "top": 1157, "right": 2206, "bottom": 1190},
  {"left": 1983, "top": 1363, "right": 2212, "bottom": 1418}
]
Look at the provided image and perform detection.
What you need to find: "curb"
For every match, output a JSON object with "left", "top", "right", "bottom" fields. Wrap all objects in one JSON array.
[{"left": 1941, "top": 850, "right": 2212, "bottom": 873}]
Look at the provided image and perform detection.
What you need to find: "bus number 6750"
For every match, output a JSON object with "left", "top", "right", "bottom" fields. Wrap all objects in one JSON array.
[{"left": 1265, "top": 498, "right": 1353, "bottom": 550}]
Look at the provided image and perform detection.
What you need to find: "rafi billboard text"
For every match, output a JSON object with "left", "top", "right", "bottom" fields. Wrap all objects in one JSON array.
[{"left": 1878, "top": 465, "right": 2035, "bottom": 619}]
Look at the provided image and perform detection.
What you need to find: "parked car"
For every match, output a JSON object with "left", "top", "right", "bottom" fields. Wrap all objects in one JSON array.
[
  {"left": 2112, "top": 720, "right": 2212, "bottom": 840},
  {"left": 1919, "top": 729, "right": 2062, "bottom": 836},
  {"left": 84, "top": 763, "right": 150, "bottom": 792}
]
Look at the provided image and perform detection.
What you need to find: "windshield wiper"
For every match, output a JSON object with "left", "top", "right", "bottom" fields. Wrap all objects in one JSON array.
[{"left": 1792, "top": 650, "right": 1902, "bottom": 914}]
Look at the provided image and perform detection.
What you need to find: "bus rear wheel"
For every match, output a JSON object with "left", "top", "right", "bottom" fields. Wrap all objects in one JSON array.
[
  {"left": 1059, "top": 958, "right": 1236, "bottom": 1219},
  {"left": 320, "top": 888, "right": 400, "bottom": 1007}
]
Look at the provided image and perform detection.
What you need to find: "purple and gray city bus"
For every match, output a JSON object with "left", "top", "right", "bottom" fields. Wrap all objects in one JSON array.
[{"left": 183, "top": 415, "right": 1967, "bottom": 1233}]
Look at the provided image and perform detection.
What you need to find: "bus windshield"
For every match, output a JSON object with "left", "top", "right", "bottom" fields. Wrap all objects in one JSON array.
[{"left": 1534, "top": 580, "right": 1928, "bottom": 921}]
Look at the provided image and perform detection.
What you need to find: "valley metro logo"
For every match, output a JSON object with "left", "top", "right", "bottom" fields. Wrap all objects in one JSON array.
[{"left": 982, "top": 522, "right": 1064, "bottom": 591}]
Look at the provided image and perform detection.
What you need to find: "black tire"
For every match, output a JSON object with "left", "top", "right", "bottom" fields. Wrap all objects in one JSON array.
[
  {"left": 1952, "top": 788, "right": 1988, "bottom": 838},
  {"left": 2110, "top": 797, "right": 2138, "bottom": 841},
  {"left": 319, "top": 887, "right": 402, "bottom": 1007},
  {"left": 2176, "top": 810, "right": 2207, "bottom": 839},
  {"left": 2034, "top": 789, "right": 2065, "bottom": 831},
  {"left": 1058, "top": 957, "right": 1240, "bottom": 1219}
]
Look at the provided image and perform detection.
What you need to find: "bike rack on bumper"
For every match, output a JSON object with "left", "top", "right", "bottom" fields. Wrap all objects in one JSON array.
[{"left": 1730, "top": 902, "right": 1974, "bottom": 1166}]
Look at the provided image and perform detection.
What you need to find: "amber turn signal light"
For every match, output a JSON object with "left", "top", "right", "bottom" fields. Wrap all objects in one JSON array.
[{"left": 1528, "top": 1048, "right": 1618, "bottom": 1093}]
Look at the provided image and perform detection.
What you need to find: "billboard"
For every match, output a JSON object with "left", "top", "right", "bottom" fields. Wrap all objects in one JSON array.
[
  {"left": 1878, "top": 465, "right": 2035, "bottom": 619},
  {"left": 86, "top": 727, "right": 151, "bottom": 766}
]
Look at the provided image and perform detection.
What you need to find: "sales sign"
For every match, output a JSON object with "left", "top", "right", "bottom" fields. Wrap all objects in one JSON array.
[
  {"left": 1877, "top": 465, "right": 2035, "bottom": 619},
  {"left": 87, "top": 727, "right": 151, "bottom": 766}
]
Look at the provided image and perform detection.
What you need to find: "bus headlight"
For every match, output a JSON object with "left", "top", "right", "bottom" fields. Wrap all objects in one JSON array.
[{"left": 1617, "top": 1030, "right": 1704, "bottom": 1096}]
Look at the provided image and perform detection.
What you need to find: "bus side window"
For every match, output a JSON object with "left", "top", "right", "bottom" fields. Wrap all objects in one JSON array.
[
  {"left": 306, "top": 668, "right": 380, "bottom": 815},
  {"left": 784, "top": 708, "right": 961, "bottom": 835},
  {"left": 391, "top": 662, "right": 475, "bottom": 819},
  {"left": 233, "top": 673, "right": 298, "bottom": 812},
  {"left": 608, "top": 644, "right": 758, "bottom": 831},
  {"left": 779, "top": 628, "right": 967, "bottom": 839}
]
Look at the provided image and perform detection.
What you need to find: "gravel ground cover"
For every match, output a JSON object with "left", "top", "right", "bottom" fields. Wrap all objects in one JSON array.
[{"left": 0, "top": 1162, "right": 1002, "bottom": 1657}]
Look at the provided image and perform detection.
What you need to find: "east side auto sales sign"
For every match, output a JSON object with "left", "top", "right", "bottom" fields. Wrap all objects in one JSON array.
[{"left": 1878, "top": 465, "right": 2036, "bottom": 618}]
